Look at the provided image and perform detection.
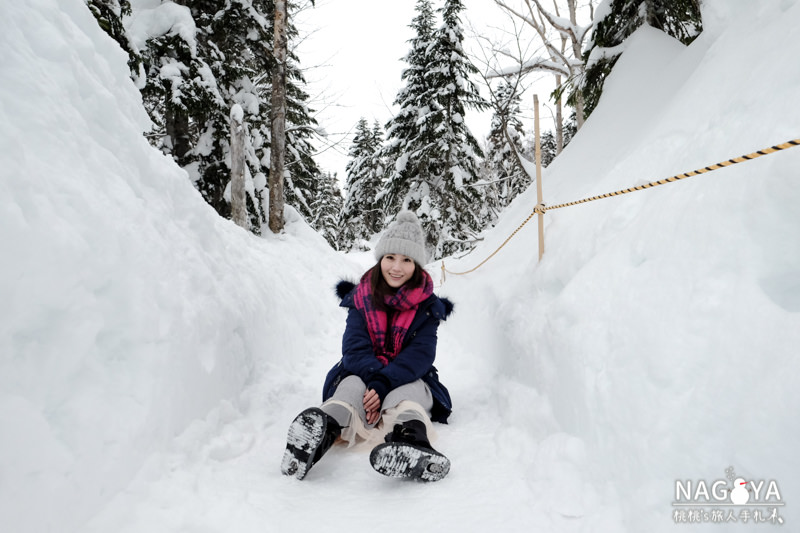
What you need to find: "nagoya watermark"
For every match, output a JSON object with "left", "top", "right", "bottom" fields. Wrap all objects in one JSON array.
[{"left": 672, "top": 466, "right": 785, "bottom": 525}]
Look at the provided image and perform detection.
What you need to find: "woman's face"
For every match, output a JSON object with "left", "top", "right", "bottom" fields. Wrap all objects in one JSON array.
[{"left": 380, "top": 254, "right": 416, "bottom": 288}]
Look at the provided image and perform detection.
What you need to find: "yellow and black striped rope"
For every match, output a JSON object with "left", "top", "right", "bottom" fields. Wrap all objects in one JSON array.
[
  {"left": 542, "top": 138, "right": 800, "bottom": 212},
  {"left": 443, "top": 138, "right": 800, "bottom": 277}
]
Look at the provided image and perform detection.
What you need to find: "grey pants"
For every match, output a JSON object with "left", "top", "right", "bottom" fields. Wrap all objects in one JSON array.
[{"left": 321, "top": 375, "right": 433, "bottom": 429}]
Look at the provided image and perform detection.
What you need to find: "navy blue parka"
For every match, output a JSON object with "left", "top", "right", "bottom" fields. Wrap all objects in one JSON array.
[{"left": 322, "top": 280, "right": 453, "bottom": 423}]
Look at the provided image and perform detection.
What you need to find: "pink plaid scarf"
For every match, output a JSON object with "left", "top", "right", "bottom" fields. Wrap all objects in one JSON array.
[{"left": 353, "top": 269, "right": 434, "bottom": 366}]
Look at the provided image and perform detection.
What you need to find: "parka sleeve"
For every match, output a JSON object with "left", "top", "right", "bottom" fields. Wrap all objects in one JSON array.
[{"left": 340, "top": 307, "right": 384, "bottom": 380}]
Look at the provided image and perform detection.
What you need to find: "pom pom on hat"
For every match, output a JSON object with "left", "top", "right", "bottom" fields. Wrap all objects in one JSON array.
[
  {"left": 395, "top": 210, "right": 419, "bottom": 224},
  {"left": 374, "top": 210, "right": 427, "bottom": 266}
]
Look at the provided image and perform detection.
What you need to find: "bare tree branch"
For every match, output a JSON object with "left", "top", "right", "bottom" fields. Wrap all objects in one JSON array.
[{"left": 493, "top": 0, "right": 593, "bottom": 129}]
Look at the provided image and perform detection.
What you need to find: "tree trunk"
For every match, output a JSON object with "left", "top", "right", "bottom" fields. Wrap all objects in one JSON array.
[
  {"left": 555, "top": 73, "right": 564, "bottom": 153},
  {"left": 230, "top": 105, "right": 248, "bottom": 230},
  {"left": 568, "top": 0, "right": 585, "bottom": 129},
  {"left": 644, "top": 0, "right": 657, "bottom": 28},
  {"left": 268, "top": 0, "right": 288, "bottom": 233},
  {"left": 555, "top": 5, "right": 566, "bottom": 154},
  {"left": 165, "top": 105, "right": 191, "bottom": 164}
]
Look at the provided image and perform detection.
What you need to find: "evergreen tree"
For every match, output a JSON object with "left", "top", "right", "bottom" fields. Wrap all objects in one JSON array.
[
  {"left": 379, "top": 0, "right": 437, "bottom": 219},
  {"left": 370, "top": 119, "right": 386, "bottom": 168},
  {"left": 485, "top": 80, "right": 527, "bottom": 213},
  {"left": 581, "top": 0, "right": 702, "bottom": 116},
  {"left": 137, "top": 5, "right": 219, "bottom": 186},
  {"left": 283, "top": 60, "right": 323, "bottom": 225},
  {"left": 380, "top": 0, "right": 490, "bottom": 259},
  {"left": 520, "top": 112, "right": 577, "bottom": 170},
  {"left": 310, "top": 171, "right": 343, "bottom": 249},
  {"left": 86, "top": 0, "right": 143, "bottom": 81},
  {"left": 134, "top": 0, "right": 322, "bottom": 234},
  {"left": 538, "top": 115, "right": 577, "bottom": 168},
  {"left": 369, "top": 120, "right": 388, "bottom": 227},
  {"left": 339, "top": 118, "right": 385, "bottom": 251},
  {"left": 190, "top": 0, "right": 276, "bottom": 230},
  {"left": 136, "top": 1, "right": 270, "bottom": 229},
  {"left": 422, "top": 0, "right": 491, "bottom": 257}
]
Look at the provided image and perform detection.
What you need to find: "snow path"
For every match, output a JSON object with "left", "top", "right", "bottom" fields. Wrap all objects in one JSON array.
[{"left": 84, "top": 258, "right": 622, "bottom": 532}]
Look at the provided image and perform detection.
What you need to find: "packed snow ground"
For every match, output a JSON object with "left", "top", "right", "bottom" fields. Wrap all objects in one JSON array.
[{"left": 2, "top": 1, "right": 799, "bottom": 532}]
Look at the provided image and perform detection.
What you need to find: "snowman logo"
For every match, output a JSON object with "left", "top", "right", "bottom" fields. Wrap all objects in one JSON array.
[{"left": 730, "top": 478, "right": 750, "bottom": 505}]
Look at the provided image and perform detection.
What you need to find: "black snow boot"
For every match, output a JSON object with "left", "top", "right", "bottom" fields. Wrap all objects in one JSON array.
[
  {"left": 369, "top": 419, "right": 450, "bottom": 482},
  {"left": 281, "top": 407, "right": 342, "bottom": 480}
]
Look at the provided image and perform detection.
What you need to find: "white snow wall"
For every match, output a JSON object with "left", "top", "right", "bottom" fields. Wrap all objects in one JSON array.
[
  {"left": 0, "top": 1, "right": 352, "bottom": 532},
  {"left": 455, "top": 0, "right": 800, "bottom": 527}
]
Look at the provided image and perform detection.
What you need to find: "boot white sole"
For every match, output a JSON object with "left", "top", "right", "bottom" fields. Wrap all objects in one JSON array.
[
  {"left": 370, "top": 441, "right": 450, "bottom": 482},
  {"left": 280, "top": 408, "right": 327, "bottom": 480}
]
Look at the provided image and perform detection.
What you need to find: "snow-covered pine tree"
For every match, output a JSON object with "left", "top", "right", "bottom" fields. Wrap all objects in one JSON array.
[
  {"left": 581, "top": 0, "right": 702, "bottom": 116},
  {"left": 309, "top": 171, "right": 343, "bottom": 248},
  {"left": 133, "top": 0, "right": 322, "bottom": 234},
  {"left": 190, "top": 0, "right": 277, "bottom": 231},
  {"left": 423, "top": 0, "right": 491, "bottom": 257},
  {"left": 537, "top": 114, "right": 577, "bottom": 167},
  {"left": 213, "top": 0, "right": 322, "bottom": 232},
  {"left": 135, "top": 1, "right": 270, "bottom": 229},
  {"left": 539, "top": 131, "right": 557, "bottom": 168},
  {"left": 339, "top": 118, "right": 385, "bottom": 251},
  {"left": 136, "top": 5, "right": 221, "bottom": 196},
  {"left": 86, "top": 0, "right": 142, "bottom": 81},
  {"left": 369, "top": 119, "right": 387, "bottom": 226},
  {"left": 368, "top": 119, "right": 388, "bottom": 226},
  {"left": 485, "top": 80, "right": 527, "bottom": 212},
  {"left": 379, "top": 0, "right": 438, "bottom": 227},
  {"left": 380, "top": 0, "right": 490, "bottom": 259},
  {"left": 283, "top": 58, "right": 323, "bottom": 227}
]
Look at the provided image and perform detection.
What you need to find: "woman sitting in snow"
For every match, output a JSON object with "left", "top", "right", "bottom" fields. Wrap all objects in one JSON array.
[{"left": 281, "top": 210, "right": 453, "bottom": 482}]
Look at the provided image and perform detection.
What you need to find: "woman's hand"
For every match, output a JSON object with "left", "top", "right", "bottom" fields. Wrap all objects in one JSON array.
[{"left": 363, "top": 389, "right": 381, "bottom": 425}]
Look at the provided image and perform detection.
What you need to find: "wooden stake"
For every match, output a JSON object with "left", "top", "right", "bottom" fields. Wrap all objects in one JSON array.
[{"left": 534, "top": 95, "right": 544, "bottom": 261}]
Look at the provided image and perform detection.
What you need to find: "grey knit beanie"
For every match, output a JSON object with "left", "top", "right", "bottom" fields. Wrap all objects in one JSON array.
[{"left": 374, "top": 210, "right": 427, "bottom": 266}]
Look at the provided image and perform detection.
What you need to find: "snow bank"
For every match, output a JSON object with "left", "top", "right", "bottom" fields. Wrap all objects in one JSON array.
[
  {"left": 445, "top": 0, "right": 800, "bottom": 528},
  {"left": 0, "top": 1, "right": 356, "bottom": 532}
]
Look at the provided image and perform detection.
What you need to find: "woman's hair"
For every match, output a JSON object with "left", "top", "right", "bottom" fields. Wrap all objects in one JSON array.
[{"left": 369, "top": 256, "right": 425, "bottom": 310}]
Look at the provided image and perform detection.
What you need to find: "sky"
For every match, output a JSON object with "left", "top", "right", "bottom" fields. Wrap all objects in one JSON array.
[{"left": 295, "top": 0, "right": 577, "bottom": 180}]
